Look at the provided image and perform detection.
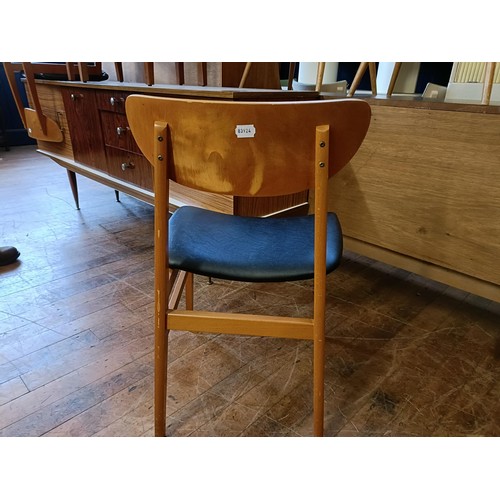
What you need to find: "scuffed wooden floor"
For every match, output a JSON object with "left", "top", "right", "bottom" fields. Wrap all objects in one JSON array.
[{"left": 1, "top": 146, "right": 499, "bottom": 437}]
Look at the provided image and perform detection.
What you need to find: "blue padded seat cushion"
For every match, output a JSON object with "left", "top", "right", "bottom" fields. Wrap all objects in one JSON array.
[{"left": 168, "top": 206, "right": 343, "bottom": 282}]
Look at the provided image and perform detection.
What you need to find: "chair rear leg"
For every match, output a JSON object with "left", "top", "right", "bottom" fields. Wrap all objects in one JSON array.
[
  {"left": 154, "top": 327, "right": 168, "bottom": 436},
  {"left": 185, "top": 272, "right": 194, "bottom": 310},
  {"left": 313, "top": 335, "right": 325, "bottom": 437}
]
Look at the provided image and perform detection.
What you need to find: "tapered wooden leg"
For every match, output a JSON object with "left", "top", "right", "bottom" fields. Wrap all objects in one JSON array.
[
  {"left": 315, "top": 62, "right": 326, "bottom": 92},
  {"left": 313, "top": 334, "right": 325, "bottom": 437},
  {"left": 287, "top": 62, "right": 296, "bottom": 90},
  {"left": 153, "top": 121, "right": 169, "bottom": 437},
  {"left": 481, "top": 62, "right": 496, "bottom": 105},
  {"left": 312, "top": 125, "right": 329, "bottom": 437},
  {"left": 153, "top": 269, "right": 190, "bottom": 436},
  {"left": 348, "top": 62, "right": 368, "bottom": 97},
  {"left": 185, "top": 272, "right": 194, "bottom": 310},
  {"left": 368, "top": 62, "right": 377, "bottom": 95},
  {"left": 154, "top": 327, "right": 168, "bottom": 436},
  {"left": 387, "top": 62, "right": 402, "bottom": 97},
  {"left": 239, "top": 62, "right": 253, "bottom": 88},
  {"left": 66, "top": 169, "right": 80, "bottom": 209}
]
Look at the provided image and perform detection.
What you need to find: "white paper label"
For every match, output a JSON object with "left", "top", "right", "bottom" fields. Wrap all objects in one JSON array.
[{"left": 235, "top": 124, "right": 256, "bottom": 138}]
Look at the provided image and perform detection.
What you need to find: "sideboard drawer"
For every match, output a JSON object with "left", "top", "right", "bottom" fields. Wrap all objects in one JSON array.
[
  {"left": 100, "top": 110, "right": 142, "bottom": 154},
  {"left": 96, "top": 91, "right": 129, "bottom": 112},
  {"left": 105, "top": 147, "right": 153, "bottom": 191}
]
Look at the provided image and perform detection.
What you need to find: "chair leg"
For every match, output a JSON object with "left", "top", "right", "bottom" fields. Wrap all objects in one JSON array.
[
  {"left": 387, "top": 62, "right": 402, "bottom": 97},
  {"left": 368, "top": 62, "right": 377, "bottom": 96},
  {"left": 348, "top": 62, "right": 368, "bottom": 97},
  {"left": 313, "top": 335, "right": 325, "bottom": 436},
  {"left": 154, "top": 327, "right": 168, "bottom": 436},
  {"left": 185, "top": 272, "right": 194, "bottom": 310}
]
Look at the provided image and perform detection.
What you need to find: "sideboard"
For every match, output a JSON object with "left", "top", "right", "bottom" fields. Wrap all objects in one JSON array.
[
  {"left": 27, "top": 79, "right": 318, "bottom": 216},
  {"left": 322, "top": 96, "right": 500, "bottom": 303}
]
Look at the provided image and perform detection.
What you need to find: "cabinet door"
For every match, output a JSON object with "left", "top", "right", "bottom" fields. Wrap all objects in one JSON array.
[{"left": 62, "top": 88, "right": 106, "bottom": 170}]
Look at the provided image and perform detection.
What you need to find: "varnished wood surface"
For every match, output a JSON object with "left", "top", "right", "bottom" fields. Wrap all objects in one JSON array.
[
  {"left": 35, "top": 79, "right": 319, "bottom": 101},
  {"left": 1, "top": 146, "right": 500, "bottom": 437},
  {"left": 125, "top": 96, "right": 371, "bottom": 194}
]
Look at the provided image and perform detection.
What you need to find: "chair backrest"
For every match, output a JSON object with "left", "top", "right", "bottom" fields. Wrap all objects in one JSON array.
[{"left": 126, "top": 96, "right": 371, "bottom": 197}]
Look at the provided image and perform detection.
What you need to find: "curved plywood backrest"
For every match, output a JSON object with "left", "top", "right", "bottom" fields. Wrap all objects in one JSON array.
[{"left": 126, "top": 95, "right": 371, "bottom": 197}]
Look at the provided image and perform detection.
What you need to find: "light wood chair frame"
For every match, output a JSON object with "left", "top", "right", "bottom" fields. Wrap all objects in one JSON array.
[{"left": 125, "top": 96, "right": 371, "bottom": 437}]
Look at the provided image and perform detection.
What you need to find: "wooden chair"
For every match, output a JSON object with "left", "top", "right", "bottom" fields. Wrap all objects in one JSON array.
[{"left": 125, "top": 95, "right": 371, "bottom": 436}]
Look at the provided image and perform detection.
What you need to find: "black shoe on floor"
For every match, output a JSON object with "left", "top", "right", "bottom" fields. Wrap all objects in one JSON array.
[{"left": 0, "top": 246, "right": 20, "bottom": 266}]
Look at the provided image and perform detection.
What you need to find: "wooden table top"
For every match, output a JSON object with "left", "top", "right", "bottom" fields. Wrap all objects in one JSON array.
[{"left": 35, "top": 79, "right": 321, "bottom": 102}]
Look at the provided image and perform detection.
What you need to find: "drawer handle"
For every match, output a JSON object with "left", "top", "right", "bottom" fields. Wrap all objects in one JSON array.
[
  {"left": 121, "top": 162, "right": 135, "bottom": 171},
  {"left": 110, "top": 97, "right": 124, "bottom": 106},
  {"left": 116, "top": 126, "right": 128, "bottom": 136},
  {"left": 70, "top": 93, "right": 83, "bottom": 101}
]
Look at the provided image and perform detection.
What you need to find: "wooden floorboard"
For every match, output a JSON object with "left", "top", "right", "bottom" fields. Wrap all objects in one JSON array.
[{"left": 1, "top": 145, "right": 499, "bottom": 437}]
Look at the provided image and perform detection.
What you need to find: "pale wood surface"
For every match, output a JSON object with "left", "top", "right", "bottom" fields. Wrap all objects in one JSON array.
[
  {"left": 1, "top": 146, "right": 500, "bottom": 437},
  {"left": 24, "top": 108, "right": 63, "bottom": 143},
  {"left": 168, "top": 311, "right": 314, "bottom": 339},
  {"left": 324, "top": 102, "right": 500, "bottom": 302}
]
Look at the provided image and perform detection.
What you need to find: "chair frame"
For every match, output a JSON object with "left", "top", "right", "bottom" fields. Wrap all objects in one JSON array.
[{"left": 126, "top": 96, "right": 371, "bottom": 436}]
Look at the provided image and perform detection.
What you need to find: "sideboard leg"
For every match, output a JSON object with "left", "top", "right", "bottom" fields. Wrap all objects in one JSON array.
[{"left": 66, "top": 169, "right": 80, "bottom": 209}]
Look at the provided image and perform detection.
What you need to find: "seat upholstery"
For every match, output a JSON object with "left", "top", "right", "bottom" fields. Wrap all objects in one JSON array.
[{"left": 169, "top": 206, "right": 343, "bottom": 282}]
